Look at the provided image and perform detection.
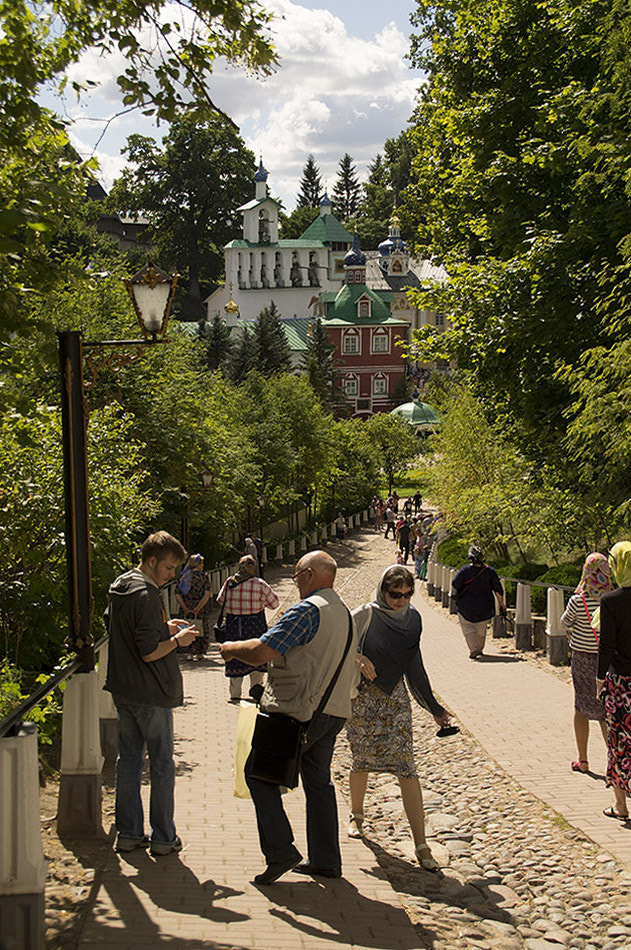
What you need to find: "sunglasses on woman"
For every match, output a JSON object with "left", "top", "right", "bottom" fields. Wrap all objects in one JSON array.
[{"left": 387, "top": 589, "right": 413, "bottom": 601}]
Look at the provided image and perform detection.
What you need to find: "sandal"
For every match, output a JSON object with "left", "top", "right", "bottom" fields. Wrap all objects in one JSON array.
[
  {"left": 415, "top": 843, "right": 441, "bottom": 872},
  {"left": 348, "top": 813, "right": 364, "bottom": 838},
  {"left": 603, "top": 806, "right": 629, "bottom": 821},
  {"left": 571, "top": 760, "right": 589, "bottom": 773}
]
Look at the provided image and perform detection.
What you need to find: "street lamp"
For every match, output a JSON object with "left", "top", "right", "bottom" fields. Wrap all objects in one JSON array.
[
  {"left": 180, "top": 468, "right": 215, "bottom": 550},
  {"left": 58, "top": 258, "right": 177, "bottom": 671}
]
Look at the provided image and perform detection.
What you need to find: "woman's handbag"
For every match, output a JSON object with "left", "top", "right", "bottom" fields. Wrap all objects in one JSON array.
[
  {"left": 213, "top": 576, "right": 246, "bottom": 643},
  {"left": 246, "top": 611, "right": 354, "bottom": 789}
]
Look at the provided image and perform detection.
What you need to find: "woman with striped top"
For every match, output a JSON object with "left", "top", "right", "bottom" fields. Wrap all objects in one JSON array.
[{"left": 561, "top": 553, "right": 613, "bottom": 773}]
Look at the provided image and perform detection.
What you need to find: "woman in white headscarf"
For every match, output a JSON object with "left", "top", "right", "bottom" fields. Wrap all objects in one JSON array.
[
  {"left": 346, "top": 565, "right": 451, "bottom": 871},
  {"left": 598, "top": 542, "right": 631, "bottom": 820}
]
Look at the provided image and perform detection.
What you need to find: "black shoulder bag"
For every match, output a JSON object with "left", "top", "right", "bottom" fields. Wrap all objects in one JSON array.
[
  {"left": 213, "top": 576, "right": 243, "bottom": 643},
  {"left": 246, "top": 610, "right": 354, "bottom": 789}
]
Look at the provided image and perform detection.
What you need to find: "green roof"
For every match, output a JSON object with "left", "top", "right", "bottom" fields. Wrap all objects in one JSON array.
[
  {"left": 281, "top": 317, "right": 310, "bottom": 351},
  {"left": 390, "top": 401, "right": 440, "bottom": 427},
  {"left": 299, "top": 213, "right": 353, "bottom": 244},
  {"left": 322, "top": 283, "right": 394, "bottom": 324}
]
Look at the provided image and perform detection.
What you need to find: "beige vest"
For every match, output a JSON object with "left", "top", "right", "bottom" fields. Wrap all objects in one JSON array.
[{"left": 261, "top": 588, "right": 357, "bottom": 722}]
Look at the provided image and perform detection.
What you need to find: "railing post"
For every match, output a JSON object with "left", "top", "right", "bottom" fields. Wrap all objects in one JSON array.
[
  {"left": 321, "top": 524, "right": 328, "bottom": 542},
  {"left": 492, "top": 579, "right": 507, "bottom": 637},
  {"left": 300, "top": 534, "right": 308, "bottom": 553},
  {"left": 311, "top": 529, "right": 318, "bottom": 546},
  {"left": 441, "top": 566, "right": 450, "bottom": 608},
  {"left": 547, "top": 587, "right": 568, "bottom": 666},
  {"left": 515, "top": 583, "right": 533, "bottom": 650},
  {"left": 275, "top": 542, "right": 284, "bottom": 561},
  {"left": 0, "top": 724, "right": 47, "bottom": 950},
  {"left": 433, "top": 563, "right": 443, "bottom": 602},
  {"left": 288, "top": 539, "right": 296, "bottom": 559},
  {"left": 57, "top": 670, "right": 103, "bottom": 836},
  {"left": 449, "top": 569, "right": 458, "bottom": 614},
  {"left": 427, "top": 559, "right": 435, "bottom": 596},
  {"left": 97, "top": 644, "right": 118, "bottom": 760}
]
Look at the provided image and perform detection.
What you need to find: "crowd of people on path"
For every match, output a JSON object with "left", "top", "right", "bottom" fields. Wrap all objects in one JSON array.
[
  {"left": 103, "top": 521, "right": 452, "bottom": 882},
  {"left": 101, "top": 515, "right": 631, "bottom": 885},
  {"left": 369, "top": 492, "right": 434, "bottom": 578}
]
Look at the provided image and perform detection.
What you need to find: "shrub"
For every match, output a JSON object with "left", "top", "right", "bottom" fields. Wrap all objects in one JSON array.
[{"left": 436, "top": 534, "right": 470, "bottom": 567}]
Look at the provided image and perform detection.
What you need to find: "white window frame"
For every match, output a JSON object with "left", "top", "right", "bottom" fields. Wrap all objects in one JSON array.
[
  {"left": 372, "top": 374, "right": 388, "bottom": 396},
  {"left": 342, "top": 329, "right": 361, "bottom": 355},
  {"left": 343, "top": 375, "right": 359, "bottom": 396},
  {"left": 371, "top": 330, "right": 389, "bottom": 354}
]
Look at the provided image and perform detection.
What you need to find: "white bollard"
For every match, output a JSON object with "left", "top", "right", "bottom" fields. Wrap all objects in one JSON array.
[
  {"left": 301, "top": 535, "right": 308, "bottom": 553},
  {"left": 441, "top": 565, "right": 451, "bottom": 607},
  {"left": 546, "top": 587, "right": 568, "bottom": 666},
  {"left": 362, "top": 509, "right": 368, "bottom": 523},
  {"left": 0, "top": 723, "right": 47, "bottom": 950},
  {"left": 433, "top": 563, "right": 443, "bottom": 602},
  {"left": 288, "top": 539, "right": 295, "bottom": 558},
  {"left": 96, "top": 644, "right": 117, "bottom": 759},
  {"left": 220, "top": 567, "right": 229, "bottom": 585},
  {"left": 311, "top": 530, "right": 318, "bottom": 546},
  {"left": 57, "top": 670, "right": 103, "bottom": 836},
  {"left": 427, "top": 559, "right": 435, "bottom": 596},
  {"left": 515, "top": 583, "right": 533, "bottom": 651},
  {"left": 275, "top": 542, "right": 284, "bottom": 561},
  {"left": 321, "top": 525, "right": 328, "bottom": 542},
  {"left": 261, "top": 545, "right": 268, "bottom": 565}
]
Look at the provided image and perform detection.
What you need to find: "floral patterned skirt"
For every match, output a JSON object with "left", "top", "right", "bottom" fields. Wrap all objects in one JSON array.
[
  {"left": 602, "top": 673, "right": 631, "bottom": 791},
  {"left": 571, "top": 650, "right": 605, "bottom": 720},
  {"left": 346, "top": 678, "right": 416, "bottom": 778},
  {"left": 224, "top": 610, "right": 268, "bottom": 678}
]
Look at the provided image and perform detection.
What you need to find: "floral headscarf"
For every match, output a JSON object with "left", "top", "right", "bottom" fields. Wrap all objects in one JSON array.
[
  {"left": 576, "top": 553, "right": 613, "bottom": 600},
  {"left": 609, "top": 541, "right": 631, "bottom": 589},
  {"left": 177, "top": 553, "right": 203, "bottom": 595}
]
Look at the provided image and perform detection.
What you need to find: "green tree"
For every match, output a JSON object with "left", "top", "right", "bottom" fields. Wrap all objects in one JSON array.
[
  {"left": 251, "top": 302, "right": 292, "bottom": 376},
  {"left": 109, "top": 114, "right": 256, "bottom": 319},
  {"left": 0, "top": 0, "right": 276, "bottom": 342},
  {"left": 302, "top": 318, "right": 346, "bottom": 413},
  {"left": 227, "top": 324, "right": 256, "bottom": 383},
  {"left": 279, "top": 205, "right": 319, "bottom": 239},
  {"left": 332, "top": 153, "right": 362, "bottom": 221},
  {"left": 199, "top": 316, "right": 233, "bottom": 372},
  {"left": 297, "top": 154, "right": 323, "bottom": 208},
  {"left": 366, "top": 413, "right": 419, "bottom": 494}
]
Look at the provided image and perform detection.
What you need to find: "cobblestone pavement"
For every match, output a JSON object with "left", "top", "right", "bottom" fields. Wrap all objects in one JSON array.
[{"left": 48, "top": 527, "right": 631, "bottom": 948}]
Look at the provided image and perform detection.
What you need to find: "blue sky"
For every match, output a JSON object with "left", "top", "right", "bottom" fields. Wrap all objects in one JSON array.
[{"left": 54, "top": 1, "right": 423, "bottom": 210}]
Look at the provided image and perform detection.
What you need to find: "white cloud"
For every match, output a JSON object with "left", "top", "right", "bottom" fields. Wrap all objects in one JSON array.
[{"left": 44, "top": 1, "right": 423, "bottom": 207}]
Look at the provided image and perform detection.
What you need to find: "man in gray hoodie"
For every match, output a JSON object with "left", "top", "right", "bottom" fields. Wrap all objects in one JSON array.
[{"left": 104, "top": 531, "right": 198, "bottom": 855}]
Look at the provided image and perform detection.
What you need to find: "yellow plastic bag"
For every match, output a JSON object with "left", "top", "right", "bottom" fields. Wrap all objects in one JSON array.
[{"left": 234, "top": 701, "right": 258, "bottom": 799}]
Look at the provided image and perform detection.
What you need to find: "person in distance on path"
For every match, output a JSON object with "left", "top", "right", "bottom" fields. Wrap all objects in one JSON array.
[
  {"left": 104, "top": 531, "right": 199, "bottom": 856},
  {"left": 561, "top": 553, "right": 612, "bottom": 773},
  {"left": 219, "top": 550, "right": 357, "bottom": 885},
  {"left": 452, "top": 545, "right": 506, "bottom": 660}
]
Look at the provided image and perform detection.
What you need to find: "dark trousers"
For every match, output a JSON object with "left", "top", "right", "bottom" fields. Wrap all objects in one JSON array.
[
  {"left": 399, "top": 541, "right": 410, "bottom": 564},
  {"left": 246, "top": 714, "right": 345, "bottom": 869},
  {"left": 384, "top": 522, "right": 395, "bottom": 539}
]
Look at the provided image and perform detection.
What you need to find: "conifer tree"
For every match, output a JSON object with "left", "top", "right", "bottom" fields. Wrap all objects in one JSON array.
[
  {"left": 199, "top": 315, "right": 232, "bottom": 371},
  {"left": 302, "top": 317, "right": 346, "bottom": 413},
  {"left": 297, "top": 154, "right": 323, "bottom": 208},
  {"left": 252, "top": 301, "right": 292, "bottom": 375},
  {"left": 332, "top": 153, "right": 362, "bottom": 220},
  {"left": 227, "top": 324, "right": 255, "bottom": 383}
]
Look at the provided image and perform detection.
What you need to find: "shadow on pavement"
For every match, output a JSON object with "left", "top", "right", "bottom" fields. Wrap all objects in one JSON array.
[{"left": 256, "top": 875, "right": 430, "bottom": 949}]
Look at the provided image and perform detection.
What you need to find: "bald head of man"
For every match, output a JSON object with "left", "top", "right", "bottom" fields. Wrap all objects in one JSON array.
[{"left": 293, "top": 550, "right": 337, "bottom": 598}]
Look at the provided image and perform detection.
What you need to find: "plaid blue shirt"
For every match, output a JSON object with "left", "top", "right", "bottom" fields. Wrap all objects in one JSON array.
[{"left": 260, "top": 596, "right": 321, "bottom": 655}]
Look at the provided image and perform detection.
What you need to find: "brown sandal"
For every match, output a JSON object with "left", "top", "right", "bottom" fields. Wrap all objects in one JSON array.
[{"left": 571, "top": 760, "right": 589, "bottom": 772}]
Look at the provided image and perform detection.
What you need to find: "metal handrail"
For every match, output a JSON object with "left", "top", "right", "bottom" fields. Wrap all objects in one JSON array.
[{"left": 0, "top": 634, "right": 108, "bottom": 740}]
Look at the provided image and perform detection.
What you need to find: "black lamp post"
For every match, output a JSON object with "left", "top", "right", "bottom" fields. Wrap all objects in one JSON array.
[{"left": 58, "top": 259, "right": 177, "bottom": 671}]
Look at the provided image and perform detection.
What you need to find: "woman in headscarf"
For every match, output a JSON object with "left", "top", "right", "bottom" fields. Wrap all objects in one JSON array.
[
  {"left": 346, "top": 565, "right": 451, "bottom": 871},
  {"left": 597, "top": 541, "right": 631, "bottom": 819},
  {"left": 175, "top": 554, "right": 213, "bottom": 660},
  {"left": 452, "top": 545, "right": 506, "bottom": 660},
  {"left": 217, "top": 555, "right": 279, "bottom": 703},
  {"left": 561, "top": 553, "right": 613, "bottom": 772}
]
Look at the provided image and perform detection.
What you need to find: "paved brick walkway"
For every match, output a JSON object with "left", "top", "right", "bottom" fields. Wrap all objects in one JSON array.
[{"left": 75, "top": 528, "right": 631, "bottom": 949}]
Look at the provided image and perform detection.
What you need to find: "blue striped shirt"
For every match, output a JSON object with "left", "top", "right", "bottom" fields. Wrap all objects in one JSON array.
[{"left": 261, "top": 598, "right": 321, "bottom": 654}]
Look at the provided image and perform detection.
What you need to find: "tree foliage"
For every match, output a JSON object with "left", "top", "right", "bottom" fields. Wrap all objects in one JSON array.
[
  {"left": 297, "top": 154, "right": 323, "bottom": 208},
  {"left": 301, "top": 318, "right": 345, "bottom": 414},
  {"left": 251, "top": 302, "right": 292, "bottom": 376},
  {"left": 332, "top": 153, "right": 362, "bottom": 221},
  {"left": 366, "top": 413, "right": 419, "bottom": 494},
  {"left": 109, "top": 114, "right": 256, "bottom": 319},
  {"left": 279, "top": 205, "right": 319, "bottom": 239}
]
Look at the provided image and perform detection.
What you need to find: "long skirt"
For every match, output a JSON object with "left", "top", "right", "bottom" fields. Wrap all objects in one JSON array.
[
  {"left": 224, "top": 610, "right": 268, "bottom": 678},
  {"left": 602, "top": 673, "right": 631, "bottom": 791},
  {"left": 571, "top": 650, "right": 605, "bottom": 720},
  {"left": 346, "top": 679, "right": 417, "bottom": 778}
]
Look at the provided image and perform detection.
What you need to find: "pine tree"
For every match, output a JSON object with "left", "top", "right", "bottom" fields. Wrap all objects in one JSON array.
[
  {"left": 332, "top": 153, "right": 362, "bottom": 220},
  {"left": 297, "top": 154, "right": 323, "bottom": 208},
  {"left": 227, "top": 324, "right": 255, "bottom": 383},
  {"left": 302, "top": 317, "right": 346, "bottom": 413},
  {"left": 199, "top": 316, "right": 232, "bottom": 371},
  {"left": 252, "top": 301, "right": 292, "bottom": 375}
]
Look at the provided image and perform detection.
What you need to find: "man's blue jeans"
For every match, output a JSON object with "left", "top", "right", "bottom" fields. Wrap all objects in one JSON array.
[
  {"left": 246, "top": 713, "right": 345, "bottom": 869},
  {"left": 113, "top": 695, "right": 177, "bottom": 846}
]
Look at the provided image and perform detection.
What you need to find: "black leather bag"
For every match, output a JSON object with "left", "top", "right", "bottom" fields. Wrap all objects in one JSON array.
[
  {"left": 246, "top": 611, "right": 354, "bottom": 789},
  {"left": 247, "top": 712, "right": 307, "bottom": 789}
]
